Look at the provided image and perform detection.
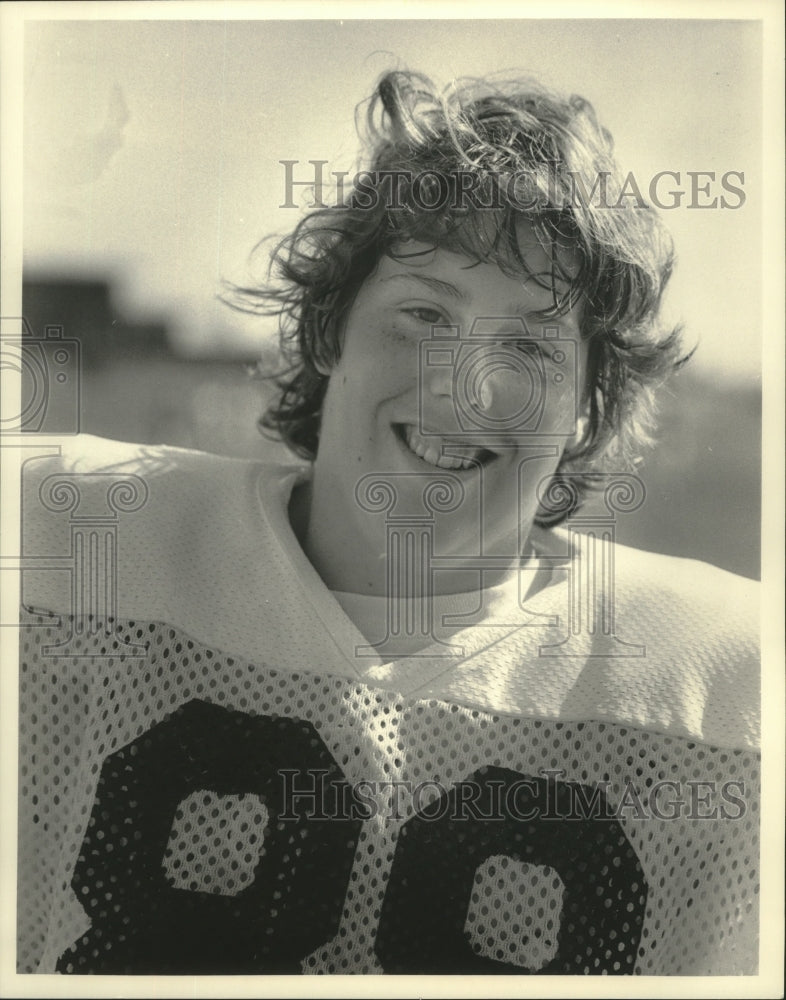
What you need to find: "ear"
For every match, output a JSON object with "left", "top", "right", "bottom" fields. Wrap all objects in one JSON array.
[
  {"left": 565, "top": 414, "right": 590, "bottom": 451},
  {"left": 314, "top": 324, "right": 344, "bottom": 377},
  {"left": 313, "top": 345, "right": 338, "bottom": 377}
]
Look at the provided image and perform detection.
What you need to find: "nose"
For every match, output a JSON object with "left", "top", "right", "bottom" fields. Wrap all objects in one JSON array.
[
  {"left": 427, "top": 362, "right": 454, "bottom": 398},
  {"left": 458, "top": 343, "right": 546, "bottom": 428},
  {"left": 465, "top": 352, "right": 535, "bottom": 414}
]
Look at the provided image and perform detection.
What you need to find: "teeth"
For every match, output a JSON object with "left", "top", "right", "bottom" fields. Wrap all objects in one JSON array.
[{"left": 401, "top": 426, "right": 486, "bottom": 470}]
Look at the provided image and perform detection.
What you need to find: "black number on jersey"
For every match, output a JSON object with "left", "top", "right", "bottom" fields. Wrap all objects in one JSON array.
[
  {"left": 59, "top": 700, "right": 648, "bottom": 974},
  {"left": 57, "top": 700, "right": 361, "bottom": 973},
  {"left": 376, "top": 766, "right": 648, "bottom": 973}
]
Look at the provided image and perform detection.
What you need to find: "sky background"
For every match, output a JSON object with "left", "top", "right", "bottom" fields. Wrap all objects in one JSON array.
[{"left": 23, "top": 17, "right": 762, "bottom": 379}]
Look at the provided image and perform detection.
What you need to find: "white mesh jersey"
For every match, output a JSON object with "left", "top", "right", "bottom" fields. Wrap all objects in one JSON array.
[{"left": 17, "top": 436, "right": 760, "bottom": 976}]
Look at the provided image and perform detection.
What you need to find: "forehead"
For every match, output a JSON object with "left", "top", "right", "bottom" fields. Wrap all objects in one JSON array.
[{"left": 372, "top": 216, "right": 584, "bottom": 322}]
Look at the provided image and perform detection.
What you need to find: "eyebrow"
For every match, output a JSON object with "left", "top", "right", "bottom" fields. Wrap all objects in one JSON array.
[{"left": 380, "top": 273, "right": 471, "bottom": 303}]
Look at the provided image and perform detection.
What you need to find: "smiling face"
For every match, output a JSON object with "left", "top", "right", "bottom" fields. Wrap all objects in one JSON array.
[{"left": 296, "top": 229, "right": 587, "bottom": 596}]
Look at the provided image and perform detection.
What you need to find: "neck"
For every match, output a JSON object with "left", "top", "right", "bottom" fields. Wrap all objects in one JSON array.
[
  {"left": 289, "top": 478, "right": 524, "bottom": 597},
  {"left": 289, "top": 479, "right": 383, "bottom": 593}
]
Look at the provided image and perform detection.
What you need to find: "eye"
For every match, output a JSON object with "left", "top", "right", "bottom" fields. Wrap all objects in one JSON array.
[
  {"left": 508, "top": 339, "right": 545, "bottom": 356},
  {"left": 402, "top": 306, "right": 446, "bottom": 326}
]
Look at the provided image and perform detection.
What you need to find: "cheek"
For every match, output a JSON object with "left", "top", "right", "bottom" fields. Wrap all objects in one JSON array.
[
  {"left": 358, "top": 322, "right": 420, "bottom": 390},
  {"left": 340, "top": 313, "right": 410, "bottom": 367},
  {"left": 384, "top": 318, "right": 417, "bottom": 346}
]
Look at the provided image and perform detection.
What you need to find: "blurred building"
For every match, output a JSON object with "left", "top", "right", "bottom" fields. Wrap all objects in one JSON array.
[{"left": 21, "top": 274, "right": 283, "bottom": 459}]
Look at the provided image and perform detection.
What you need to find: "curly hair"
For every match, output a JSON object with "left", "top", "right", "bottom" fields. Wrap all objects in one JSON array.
[{"left": 224, "top": 69, "right": 689, "bottom": 525}]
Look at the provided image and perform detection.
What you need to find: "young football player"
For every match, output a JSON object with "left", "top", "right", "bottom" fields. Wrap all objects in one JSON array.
[{"left": 18, "top": 69, "right": 759, "bottom": 976}]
